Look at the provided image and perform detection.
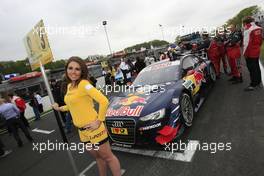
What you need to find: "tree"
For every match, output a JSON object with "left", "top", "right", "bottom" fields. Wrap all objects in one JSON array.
[
  {"left": 0, "top": 59, "right": 67, "bottom": 75},
  {"left": 124, "top": 40, "right": 169, "bottom": 52},
  {"left": 175, "top": 35, "right": 181, "bottom": 44},
  {"left": 226, "top": 5, "right": 260, "bottom": 27}
]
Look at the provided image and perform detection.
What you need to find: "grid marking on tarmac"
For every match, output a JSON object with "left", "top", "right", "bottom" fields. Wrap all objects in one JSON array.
[
  {"left": 259, "top": 60, "right": 264, "bottom": 86},
  {"left": 111, "top": 140, "right": 200, "bottom": 162},
  {"left": 79, "top": 161, "right": 126, "bottom": 176},
  {"left": 79, "top": 161, "right": 96, "bottom": 176},
  {"left": 32, "top": 128, "right": 55, "bottom": 134}
]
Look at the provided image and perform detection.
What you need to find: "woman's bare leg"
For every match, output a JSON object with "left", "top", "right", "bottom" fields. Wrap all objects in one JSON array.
[
  {"left": 88, "top": 149, "right": 107, "bottom": 176},
  {"left": 97, "top": 141, "right": 121, "bottom": 176}
]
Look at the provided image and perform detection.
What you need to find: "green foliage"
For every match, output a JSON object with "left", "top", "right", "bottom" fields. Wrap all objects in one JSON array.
[
  {"left": 175, "top": 35, "right": 181, "bottom": 43},
  {"left": 44, "top": 59, "right": 66, "bottom": 70},
  {"left": 226, "top": 5, "right": 259, "bottom": 27},
  {"left": 0, "top": 60, "right": 31, "bottom": 75},
  {"left": 0, "top": 59, "right": 66, "bottom": 75},
  {"left": 124, "top": 40, "right": 169, "bottom": 53}
]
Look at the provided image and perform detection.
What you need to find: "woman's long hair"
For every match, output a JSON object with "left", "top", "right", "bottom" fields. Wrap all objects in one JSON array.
[{"left": 65, "top": 56, "right": 88, "bottom": 87}]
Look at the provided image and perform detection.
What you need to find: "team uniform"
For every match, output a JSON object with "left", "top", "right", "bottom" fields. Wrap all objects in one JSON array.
[
  {"left": 207, "top": 39, "right": 221, "bottom": 77},
  {"left": 62, "top": 80, "right": 109, "bottom": 144},
  {"left": 216, "top": 35, "right": 228, "bottom": 73},
  {"left": 243, "top": 22, "right": 263, "bottom": 89},
  {"left": 225, "top": 30, "right": 243, "bottom": 82}
]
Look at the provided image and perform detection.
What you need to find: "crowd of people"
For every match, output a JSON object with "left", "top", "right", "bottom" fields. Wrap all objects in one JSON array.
[
  {"left": 206, "top": 16, "right": 263, "bottom": 91},
  {"left": 157, "top": 16, "right": 263, "bottom": 91},
  {"left": 0, "top": 90, "right": 47, "bottom": 157},
  {"left": 102, "top": 56, "right": 146, "bottom": 86}
]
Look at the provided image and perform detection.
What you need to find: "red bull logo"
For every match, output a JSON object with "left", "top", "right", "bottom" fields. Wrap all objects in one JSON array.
[
  {"left": 106, "top": 106, "right": 144, "bottom": 117},
  {"left": 193, "top": 71, "right": 204, "bottom": 85},
  {"left": 117, "top": 96, "right": 147, "bottom": 106}
]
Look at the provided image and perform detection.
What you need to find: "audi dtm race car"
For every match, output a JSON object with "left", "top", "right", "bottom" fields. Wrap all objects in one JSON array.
[{"left": 105, "top": 54, "right": 216, "bottom": 147}]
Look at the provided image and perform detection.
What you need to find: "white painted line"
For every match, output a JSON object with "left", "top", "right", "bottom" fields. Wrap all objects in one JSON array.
[
  {"left": 32, "top": 128, "right": 55, "bottom": 134},
  {"left": 121, "top": 169, "right": 126, "bottom": 175},
  {"left": 79, "top": 161, "right": 96, "bottom": 176},
  {"left": 112, "top": 140, "right": 199, "bottom": 162},
  {"left": 79, "top": 161, "right": 126, "bottom": 176},
  {"left": 259, "top": 60, "right": 264, "bottom": 86}
]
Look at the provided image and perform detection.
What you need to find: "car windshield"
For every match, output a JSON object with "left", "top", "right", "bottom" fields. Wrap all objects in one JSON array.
[{"left": 132, "top": 61, "right": 180, "bottom": 86}]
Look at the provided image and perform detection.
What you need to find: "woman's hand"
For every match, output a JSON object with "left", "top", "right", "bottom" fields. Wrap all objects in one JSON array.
[
  {"left": 83, "top": 120, "right": 101, "bottom": 131},
  {"left": 51, "top": 103, "right": 60, "bottom": 111}
]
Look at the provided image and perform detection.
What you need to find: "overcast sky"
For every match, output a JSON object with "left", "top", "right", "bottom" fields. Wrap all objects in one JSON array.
[{"left": 0, "top": 0, "right": 263, "bottom": 61}]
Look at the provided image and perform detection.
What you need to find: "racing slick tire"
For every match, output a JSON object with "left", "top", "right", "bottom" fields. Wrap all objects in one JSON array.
[
  {"left": 180, "top": 92, "right": 194, "bottom": 127},
  {"left": 209, "top": 64, "right": 217, "bottom": 83}
]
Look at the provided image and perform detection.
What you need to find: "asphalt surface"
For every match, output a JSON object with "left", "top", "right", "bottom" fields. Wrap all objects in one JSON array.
[{"left": 0, "top": 63, "right": 264, "bottom": 176}]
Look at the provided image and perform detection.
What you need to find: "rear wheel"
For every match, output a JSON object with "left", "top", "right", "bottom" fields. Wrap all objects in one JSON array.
[{"left": 180, "top": 93, "right": 194, "bottom": 127}]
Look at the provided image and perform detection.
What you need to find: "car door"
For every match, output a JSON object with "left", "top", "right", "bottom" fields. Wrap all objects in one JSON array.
[{"left": 181, "top": 56, "right": 203, "bottom": 95}]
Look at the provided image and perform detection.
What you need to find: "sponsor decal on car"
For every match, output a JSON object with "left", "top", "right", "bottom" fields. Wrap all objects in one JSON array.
[
  {"left": 183, "top": 69, "right": 205, "bottom": 95},
  {"left": 193, "top": 70, "right": 205, "bottom": 85},
  {"left": 111, "top": 127, "right": 128, "bottom": 135},
  {"left": 182, "top": 79, "right": 195, "bottom": 91},
  {"left": 106, "top": 106, "right": 144, "bottom": 117},
  {"left": 115, "top": 95, "right": 147, "bottom": 106},
  {"left": 139, "top": 122, "right": 162, "bottom": 131},
  {"left": 142, "top": 61, "right": 180, "bottom": 72}
]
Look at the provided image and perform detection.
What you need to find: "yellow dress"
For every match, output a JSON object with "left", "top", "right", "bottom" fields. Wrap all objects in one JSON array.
[{"left": 62, "top": 79, "right": 109, "bottom": 143}]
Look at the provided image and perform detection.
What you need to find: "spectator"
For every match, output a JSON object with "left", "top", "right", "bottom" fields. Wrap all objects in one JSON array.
[
  {"left": 119, "top": 58, "right": 128, "bottom": 84},
  {"left": 60, "top": 76, "right": 73, "bottom": 134},
  {"left": 52, "top": 80, "right": 66, "bottom": 124},
  {"left": 34, "top": 92, "right": 43, "bottom": 113},
  {"left": 125, "top": 59, "right": 134, "bottom": 84},
  {"left": 0, "top": 98, "right": 33, "bottom": 147},
  {"left": 89, "top": 76, "right": 97, "bottom": 88},
  {"left": 7, "top": 93, "right": 29, "bottom": 128},
  {"left": 114, "top": 65, "right": 124, "bottom": 85},
  {"left": 102, "top": 68, "right": 107, "bottom": 76},
  {"left": 134, "top": 57, "right": 146, "bottom": 74},
  {"left": 104, "top": 69, "right": 112, "bottom": 86},
  {"left": 29, "top": 94, "right": 41, "bottom": 121},
  {"left": 109, "top": 65, "right": 116, "bottom": 84},
  {"left": 159, "top": 52, "right": 167, "bottom": 61}
]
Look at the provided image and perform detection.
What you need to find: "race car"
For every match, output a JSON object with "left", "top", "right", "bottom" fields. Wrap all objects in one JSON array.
[{"left": 105, "top": 54, "right": 216, "bottom": 147}]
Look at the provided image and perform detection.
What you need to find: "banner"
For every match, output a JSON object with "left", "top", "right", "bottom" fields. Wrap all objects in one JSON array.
[{"left": 24, "top": 19, "right": 53, "bottom": 70}]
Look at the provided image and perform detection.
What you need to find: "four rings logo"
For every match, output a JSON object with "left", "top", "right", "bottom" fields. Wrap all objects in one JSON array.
[{"left": 112, "top": 121, "right": 124, "bottom": 128}]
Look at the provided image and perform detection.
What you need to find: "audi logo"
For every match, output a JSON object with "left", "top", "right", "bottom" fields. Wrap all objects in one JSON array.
[{"left": 112, "top": 121, "right": 124, "bottom": 128}]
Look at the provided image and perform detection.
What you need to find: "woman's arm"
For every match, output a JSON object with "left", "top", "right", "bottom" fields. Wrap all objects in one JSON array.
[
  {"left": 51, "top": 103, "right": 69, "bottom": 112},
  {"left": 83, "top": 82, "right": 109, "bottom": 122}
]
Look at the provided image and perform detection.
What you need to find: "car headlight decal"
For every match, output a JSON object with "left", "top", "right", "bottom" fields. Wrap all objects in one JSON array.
[
  {"left": 140, "top": 108, "right": 165, "bottom": 121},
  {"left": 172, "top": 98, "right": 179, "bottom": 105}
]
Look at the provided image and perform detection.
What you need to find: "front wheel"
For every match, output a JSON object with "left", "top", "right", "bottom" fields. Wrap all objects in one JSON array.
[
  {"left": 180, "top": 93, "right": 194, "bottom": 127},
  {"left": 209, "top": 64, "right": 216, "bottom": 83}
]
